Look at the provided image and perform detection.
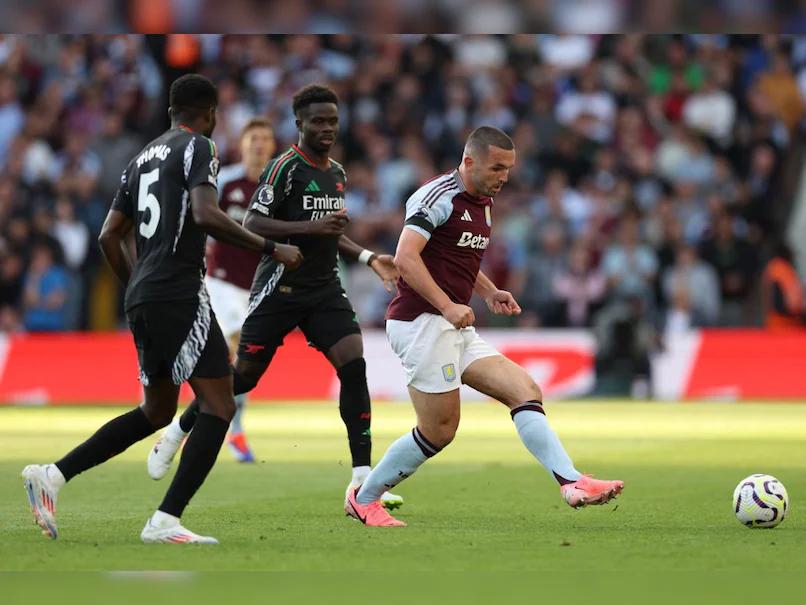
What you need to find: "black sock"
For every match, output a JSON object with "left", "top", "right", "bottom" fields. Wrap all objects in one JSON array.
[
  {"left": 55, "top": 407, "right": 155, "bottom": 481},
  {"left": 337, "top": 358, "right": 372, "bottom": 467},
  {"left": 158, "top": 413, "right": 229, "bottom": 517},
  {"left": 178, "top": 399, "right": 200, "bottom": 432},
  {"left": 178, "top": 368, "right": 253, "bottom": 433}
]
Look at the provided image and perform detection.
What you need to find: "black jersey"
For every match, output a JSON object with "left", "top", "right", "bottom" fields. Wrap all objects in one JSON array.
[
  {"left": 246, "top": 145, "right": 346, "bottom": 307},
  {"left": 111, "top": 126, "right": 219, "bottom": 311}
]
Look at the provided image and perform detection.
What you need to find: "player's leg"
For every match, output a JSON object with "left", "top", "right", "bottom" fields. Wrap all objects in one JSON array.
[
  {"left": 177, "top": 293, "right": 293, "bottom": 432},
  {"left": 22, "top": 302, "right": 179, "bottom": 539},
  {"left": 203, "top": 276, "right": 255, "bottom": 461},
  {"left": 325, "top": 334, "right": 371, "bottom": 469},
  {"left": 147, "top": 297, "right": 292, "bottom": 479},
  {"left": 304, "top": 293, "right": 404, "bottom": 510},
  {"left": 148, "top": 358, "right": 269, "bottom": 480},
  {"left": 322, "top": 333, "right": 404, "bottom": 510},
  {"left": 176, "top": 356, "right": 259, "bottom": 431},
  {"left": 225, "top": 331, "right": 255, "bottom": 462},
  {"left": 347, "top": 314, "right": 461, "bottom": 526},
  {"left": 355, "top": 385, "right": 459, "bottom": 498},
  {"left": 22, "top": 381, "right": 176, "bottom": 540},
  {"left": 142, "top": 319, "right": 234, "bottom": 544},
  {"left": 461, "top": 353, "right": 624, "bottom": 507}
]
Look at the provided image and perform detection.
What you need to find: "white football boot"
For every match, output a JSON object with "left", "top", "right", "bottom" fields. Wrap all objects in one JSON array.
[
  {"left": 22, "top": 464, "right": 65, "bottom": 539},
  {"left": 147, "top": 420, "right": 186, "bottom": 480},
  {"left": 140, "top": 511, "right": 219, "bottom": 545}
]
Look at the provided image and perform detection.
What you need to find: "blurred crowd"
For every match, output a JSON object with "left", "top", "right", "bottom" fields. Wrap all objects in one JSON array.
[
  {"left": 4, "top": 1, "right": 806, "bottom": 34},
  {"left": 0, "top": 34, "right": 805, "bottom": 339}
]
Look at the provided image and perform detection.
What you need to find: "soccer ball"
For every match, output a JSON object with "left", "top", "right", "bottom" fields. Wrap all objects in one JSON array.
[{"left": 732, "top": 474, "right": 789, "bottom": 528}]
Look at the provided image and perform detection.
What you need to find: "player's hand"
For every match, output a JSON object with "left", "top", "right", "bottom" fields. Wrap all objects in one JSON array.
[
  {"left": 369, "top": 254, "right": 399, "bottom": 293},
  {"left": 273, "top": 243, "right": 303, "bottom": 270},
  {"left": 485, "top": 290, "right": 521, "bottom": 316},
  {"left": 306, "top": 209, "right": 349, "bottom": 236},
  {"left": 442, "top": 303, "right": 475, "bottom": 329}
]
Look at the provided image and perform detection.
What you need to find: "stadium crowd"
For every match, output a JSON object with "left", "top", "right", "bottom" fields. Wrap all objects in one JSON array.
[{"left": 0, "top": 34, "right": 804, "bottom": 335}]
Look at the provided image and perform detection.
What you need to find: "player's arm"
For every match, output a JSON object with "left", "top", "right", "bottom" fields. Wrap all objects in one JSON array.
[
  {"left": 99, "top": 209, "right": 135, "bottom": 286},
  {"left": 395, "top": 228, "right": 474, "bottom": 328},
  {"left": 190, "top": 184, "right": 302, "bottom": 269},
  {"left": 338, "top": 235, "right": 398, "bottom": 293},
  {"left": 99, "top": 168, "right": 136, "bottom": 285},
  {"left": 474, "top": 270, "right": 521, "bottom": 316},
  {"left": 244, "top": 209, "right": 349, "bottom": 239},
  {"left": 186, "top": 136, "right": 301, "bottom": 268}
]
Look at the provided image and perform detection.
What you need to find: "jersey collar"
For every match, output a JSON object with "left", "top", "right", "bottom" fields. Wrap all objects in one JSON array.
[{"left": 292, "top": 144, "right": 330, "bottom": 171}]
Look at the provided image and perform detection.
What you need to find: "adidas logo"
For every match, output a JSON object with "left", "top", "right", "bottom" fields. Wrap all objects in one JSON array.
[
  {"left": 460, "top": 209, "right": 472, "bottom": 222},
  {"left": 305, "top": 180, "right": 321, "bottom": 192}
]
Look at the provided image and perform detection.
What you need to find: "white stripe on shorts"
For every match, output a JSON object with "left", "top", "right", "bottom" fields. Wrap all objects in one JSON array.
[{"left": 171, "top": 280, "right": 212, "bottom": 384}]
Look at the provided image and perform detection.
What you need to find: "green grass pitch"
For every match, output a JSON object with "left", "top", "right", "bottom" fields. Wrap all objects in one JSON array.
[{"left": 2, "top": 401, "right": 805, "bottom": 602}]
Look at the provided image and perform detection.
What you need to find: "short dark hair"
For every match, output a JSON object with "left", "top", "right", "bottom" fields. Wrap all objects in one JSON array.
[
  {"left": 292, "top": 84, "right": 339, "bottom": 117},
  {"left": 465, "top": 126, "right": 515, "bottom": 156},
  {"left": 169, "top": 74, "right": 218, "bottom": 116},
  {"left": 240, "top": 117, "right": 273, "bottom": 139}
]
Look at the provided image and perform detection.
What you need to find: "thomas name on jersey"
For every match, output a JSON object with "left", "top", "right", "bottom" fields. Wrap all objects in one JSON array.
[{"left": 136, "top": 144, "right": 171, "bottom": 168}]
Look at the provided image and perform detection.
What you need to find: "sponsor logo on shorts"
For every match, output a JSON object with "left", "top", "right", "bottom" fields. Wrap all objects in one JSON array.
[
  {"left": 442, "top": 363, "right": 457, "bottom": 382},
  {"left": 243, "top": 343, "right": 265, "bottom": 354}
]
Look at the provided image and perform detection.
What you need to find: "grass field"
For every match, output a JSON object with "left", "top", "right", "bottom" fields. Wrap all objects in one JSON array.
[{"left": 2, "top": 401, "right": 806, "bottom": 602}]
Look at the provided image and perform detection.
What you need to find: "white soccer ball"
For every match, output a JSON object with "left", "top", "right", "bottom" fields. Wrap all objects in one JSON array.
[{"left": 732, "top": 474, "right": 789, "bottom": 528}]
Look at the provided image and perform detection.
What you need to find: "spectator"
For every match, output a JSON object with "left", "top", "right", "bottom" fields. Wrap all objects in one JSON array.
[
  {"left": 91, "top": 112, "right": 142, "bottom": 204},
  {"left": 662, "top": 243, "right": 721, "bottom": 329},
  {"left": 0, "top": 71, "right": 24, "bottom": 166},
  {"left": 538, "top": 35, "right": 595, "bottom": 73},
  {"left": 22, "top": 244, "right": 70, "bottom": 332},
  {"left": 699, "top": 212, "right": 758, "bottom": 325},
  {"left": 49, "top": 128, "right": 101, "bottom": 201},
  {"left": 520, "top": 222, "right": 568, "bottom": 327},
  {"left": 601, "top": 214, "right": 659, "bottom": 306},
  {"left": 682, "top": 70, "right": 736, "bottom": 146},
  {"left": 0, "top": 249, "right": 25, "bottom": 312},
  {"left": 761, "top": 242, "right": 805, "bottom": 330},
  {"left": 52, "top": 197, "right": 89, "bottom": 271},
  {"left": 553, "top": 242, "right": 607, "bottom": 327},
  {"left": 555, "top": 62, "right": 617, "bottom": 143},
  {"left": 756, "top": 50, "right": 805, "bottom": 133}
]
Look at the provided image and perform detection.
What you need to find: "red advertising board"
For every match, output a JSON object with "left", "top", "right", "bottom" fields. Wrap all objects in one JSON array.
[{"left": 1, "top": 328, "right": 804, "bottom": 404}]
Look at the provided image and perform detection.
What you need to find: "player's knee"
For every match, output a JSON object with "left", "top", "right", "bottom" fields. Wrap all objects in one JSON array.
[
  {"left": 233, "top": 367, "right": 260, "bottom": 396},
  {"left": 501, "top": 379, "right": 543, "bottom": 409},
  {"left": 337, "top": 358, "right": 369, "bottom": 398},
  {"left": 199, "top": 395, "right": 236, "bottom": 422},
  {"left": 141, "top": 401, "right": 177, "bottom": 429},
  {"left": 424, "top": 417, "right": 459, "bottom": 449},
  {"left": 337, "top": 357, "right": 366, "bottom": 381}
]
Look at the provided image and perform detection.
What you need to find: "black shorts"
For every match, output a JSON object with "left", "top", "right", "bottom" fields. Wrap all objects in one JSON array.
[
  {"left": 238, "top": 283, "right": 362, "bottom": 363},
  {"left": 127, "top": 299, "right": 231, "bottom": 386}
]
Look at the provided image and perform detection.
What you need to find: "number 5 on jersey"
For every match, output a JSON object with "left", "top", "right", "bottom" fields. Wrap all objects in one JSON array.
[{"left": 138, "top": 168, "right": 161, "bottom": 239}]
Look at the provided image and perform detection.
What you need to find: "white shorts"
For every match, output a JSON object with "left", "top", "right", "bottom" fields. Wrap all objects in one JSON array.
[
  {"left": 205, "top": 276, "right": 251, "bottom": 338},
  {"left": 386, "top": 313, "right": 500, "bottom": 393}
]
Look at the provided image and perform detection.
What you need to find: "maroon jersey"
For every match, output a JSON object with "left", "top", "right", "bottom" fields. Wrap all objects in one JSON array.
[
  {"left": 206, "top": 164, "right": 262, "bottom": 290},
  {"left": 386, "top": 170, "right": 493, "bottom": 321}
]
